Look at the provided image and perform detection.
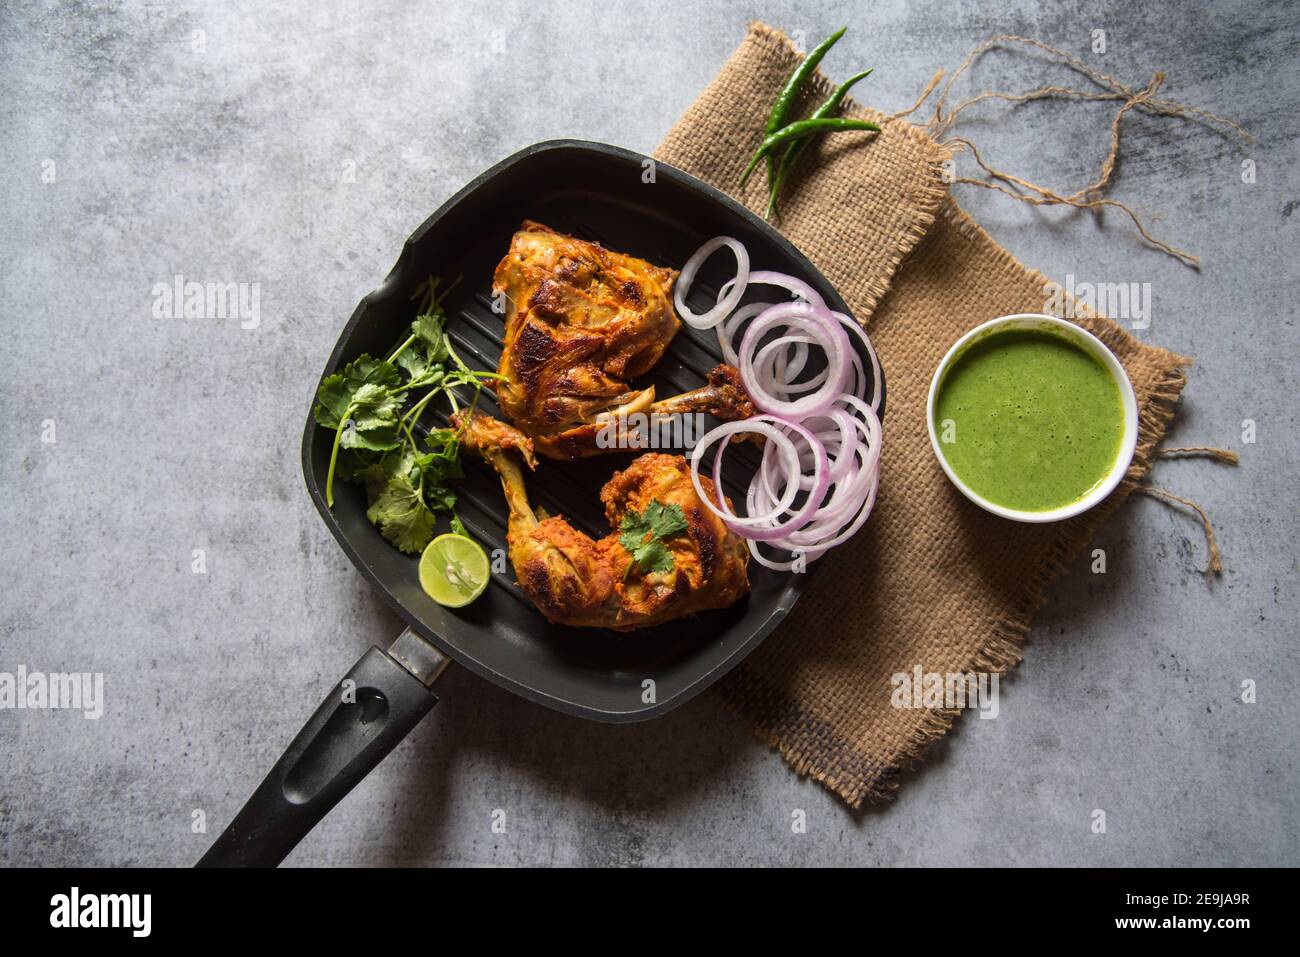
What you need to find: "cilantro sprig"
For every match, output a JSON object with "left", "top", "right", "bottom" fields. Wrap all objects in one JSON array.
[
  {"left": 313, "top": 276, "right": 504, "bottom": 554},
  {"left": 618, "top": 500, "right": 688, "bottom": 577}
]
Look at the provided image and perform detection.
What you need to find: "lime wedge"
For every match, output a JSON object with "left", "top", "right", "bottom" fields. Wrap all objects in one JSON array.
[{"left": 419, "top": 533, "right": 490, "bottom": 608}]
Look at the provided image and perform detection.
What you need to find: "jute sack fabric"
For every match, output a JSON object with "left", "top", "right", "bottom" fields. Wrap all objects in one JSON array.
[{"left": 655, "top": 23, "right": 1189, "bottom": 807}]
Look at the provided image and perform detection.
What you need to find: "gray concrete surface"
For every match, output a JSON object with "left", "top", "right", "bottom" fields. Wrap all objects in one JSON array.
[{"left": 1, "top": 0, "right": 1296, "bottom": 867}]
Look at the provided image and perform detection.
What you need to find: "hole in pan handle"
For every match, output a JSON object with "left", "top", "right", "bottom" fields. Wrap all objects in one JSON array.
[{"left": 195, "top": 630, "right": 450, "bottom": 867}]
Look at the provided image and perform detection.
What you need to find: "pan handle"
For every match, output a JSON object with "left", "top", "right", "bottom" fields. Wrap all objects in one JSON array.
[{"left": 196, "top": 644, "right": 441, "bottom": 867}]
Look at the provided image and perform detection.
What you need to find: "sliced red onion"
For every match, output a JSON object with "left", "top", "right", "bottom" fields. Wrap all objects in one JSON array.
[
  {"left": 805, "top": 408, "right": 858, "bottom": 486},
  {"left": 716, "top": 270, "right": 827, "bottom": 310},
  {"left": 753, "top": 409, "right": 881, "bottom": 542},
  {"left": 756, "top": 410, "right": 851, "bottom": 497},
  {"left": 690, "top": 419, "right": 800, "bottom": 528},
  {"left": 690, "top": 417, "right": 827, "bottom": 541},
  {"left": 775, "top": 460, "right": 880, "bottom": 550},
  {"left": 753, "top": 335, "right": 826, "bottom": 395},
  {"left": 776, "top": 446, "right": 877, "bottom": 546},
  {"left": 674, "top": 236, "right": 749, "bottom": 330},
  {"left": 672, "top": 238, "right": 884, "bottom": 570},
  {"left": 738, "top": 398, "right": 881, "bottom": 566},
  {"left": 753, "top": 414, "right": 875, "bottom": 535},
  {"left": 715, "top": 301, "right": 772, "bottom": 367},
  {"left": 712, "top": 271, "right": 825, "bottom": 366},
  {"left": 748, "top": 461, "right": 879, "bottom": 571},
  {"left": 833, "top": 311, "right": 882, "bottom": 412},
  {"left": 739, "top": 301, "right": 850, "bottom": 419}
]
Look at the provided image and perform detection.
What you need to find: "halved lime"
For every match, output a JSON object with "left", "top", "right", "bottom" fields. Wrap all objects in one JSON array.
[{"left": 419, "top": 534, "right": 490, "bottom": 608}]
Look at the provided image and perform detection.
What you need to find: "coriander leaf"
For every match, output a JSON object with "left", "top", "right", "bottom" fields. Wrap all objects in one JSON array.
[
  {"left": 313, "top": 374, "right": 355, "bottom": 429},
  {"left": 345, "top": 354, "right": 403, "bottom": 390},
  {"left": 424, "top": 484, "right": 457, "bottom": 513},
  {"left": 349, "top": 462, "right": 391, "bottom": 500},
  {"left": 334, "top": 447, "right": 383, "bottom": 484},
  {"left": 313, "top": 355, "right": 403, "bottom": 429},
  {"left": 344, "top": 447, "right": 419, "bottom": 503},
  {"left": 339, "top": 421, "right": 401, "bottom": 453},
  {"left": 412, "top": 312, "right": 450, "bottom": 363},
  {"left": 401, "top": 438, "right": 457, "bottom": 515},
  {"left": 394, "top": 339, "right": 449, "bottom": 387},
  {"left": 407, "top": 366, "right": 446, "bottom": 394},
  {"left": 449, "top": 513, "right": 469, "bottom": 537},
  {"left": 366, "top": 474, "right": 436, "bottom": 554},
  {"left": 332, "top": 383, "right": 403, "bottom": 455},
  {"left": 422, "top": 429, "right": 464, "bottom": 483},
  {"left": 644, "top": 500, "right": 688, "bottom": 540},
  {"left": 406, "top": 450, "right": 435, "bottom": 480},
  {"left": 406, "top": 450, "right": 456, "bottom": 514},
  {"left": 618, "top": 499, "right": 688, "bottom": 575},
  {"left": 394, "top": 344, "right": 430, "bottom": 380},
  {"left": 426, "top": 427, "right": 459, "bottom": 454},
  {"left": 619, "top": 513, "right": 651, "bottom": 554},
  {"left": 347, "top": 383, "right": 401, "bottom": 430},
  {"left": 317, "top": 277, "right": 474, "bottom": 541},
  {"left": 385, "top": 447, "right": 423, "bottom": 488},
  {"left": 634, "top": 539, "right": 675, "bottom": 575},
  {"left": 320, "top": 357, "right": 404, "bottom": 506}
]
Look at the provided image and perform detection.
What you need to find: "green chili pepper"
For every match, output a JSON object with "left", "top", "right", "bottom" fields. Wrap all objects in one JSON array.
[
  {"left": 757, "top": 27, "right": 847, "bottom": 189},
  {"left": 766, "top": 69, "right": 874, "bottom": 219},
  {"left": 739, "top": 117, "right": 881, "bottom": 187},
  {"left": 766, "top": 27, "right": 847, "bottom": 135}
]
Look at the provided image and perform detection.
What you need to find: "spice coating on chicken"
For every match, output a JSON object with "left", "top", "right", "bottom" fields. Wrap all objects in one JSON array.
[
  {"left": 492, "top": 221, "right": 679, "bottom": 444},
  {"left": 456, "top": 411, "right": 750, "bottom": 631}
]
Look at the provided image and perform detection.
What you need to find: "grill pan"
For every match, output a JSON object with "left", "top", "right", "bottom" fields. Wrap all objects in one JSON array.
[{"left": 198, "top": 141, "right": 885, "bottom": 866}]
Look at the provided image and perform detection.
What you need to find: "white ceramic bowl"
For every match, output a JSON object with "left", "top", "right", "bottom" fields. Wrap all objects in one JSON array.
[{"left": 926, "top": 313, "right": 1139, "bottom": 523}]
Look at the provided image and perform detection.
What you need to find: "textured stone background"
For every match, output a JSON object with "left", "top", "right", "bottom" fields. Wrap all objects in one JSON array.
[{"left": 1, "top": 0, "right": 1296, "bottom": 866}]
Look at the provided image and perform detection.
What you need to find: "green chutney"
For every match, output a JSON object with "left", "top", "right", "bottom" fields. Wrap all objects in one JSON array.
[{"left": 933, "top": 327, "right": 1124, "bottom": 512}]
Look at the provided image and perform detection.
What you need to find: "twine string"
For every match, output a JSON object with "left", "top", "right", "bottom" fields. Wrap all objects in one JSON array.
[
  {"left": 901, "top": 35, "right": 1253, "bottom": 268},
  {"left": 891, "top": 68, "right": 945, "bottom": 120},
  {"left": 1158, "top": 445, "right": 1241, "bottom": 465},
  {"left": 1134, "top": 485, "right": 1223, "bottom": 577},
  {"left": 928, "top": 35, "right": 1253, "bottom": 141},
  {"left": 1133, "top": 443, "right": 1239, "bottom": 577}
]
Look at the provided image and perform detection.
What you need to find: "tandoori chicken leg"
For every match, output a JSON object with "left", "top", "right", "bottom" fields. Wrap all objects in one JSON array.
[{"left": 455, "top": 411, "right": 750, "bottom": 630}]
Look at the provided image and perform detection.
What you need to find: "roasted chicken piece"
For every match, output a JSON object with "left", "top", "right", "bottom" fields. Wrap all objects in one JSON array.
[
  {"left": 456, "top": 411, "right": 750, "bottom": 631},
  {"left": 492, "top": 221, "right": 754, "bottom": 459}
]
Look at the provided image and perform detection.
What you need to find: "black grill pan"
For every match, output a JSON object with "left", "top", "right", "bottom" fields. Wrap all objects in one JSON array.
[{"left": 198, "top": 141, "right": 884, "bottom": 866}]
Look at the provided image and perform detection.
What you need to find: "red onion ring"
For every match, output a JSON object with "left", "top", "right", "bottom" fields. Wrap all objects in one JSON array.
[
  {"left": 833, "top": 311, "right": 882, "bottom": 412},
  {"left": 752, "top": 409, "right": 877, "bottom": 538},
  {"left": 690, "top": 416, "right": 827, "bottom": 541},
  {"left": 674, "top": 236, "right": 749, "bottom": 330},
  {"left": 715, "top": 301, "right": 772, "bottom": 367},
  {"left": 717, "top": 270, "right": 827, "bottom": 309},
  {"left": 739, "top": 301, "right": 850, "bottom": 419}
]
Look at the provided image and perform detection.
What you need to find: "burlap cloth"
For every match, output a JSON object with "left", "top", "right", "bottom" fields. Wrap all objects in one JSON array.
[{"left": 655, "top": 23, "right": 1190, "bottom": 807}]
